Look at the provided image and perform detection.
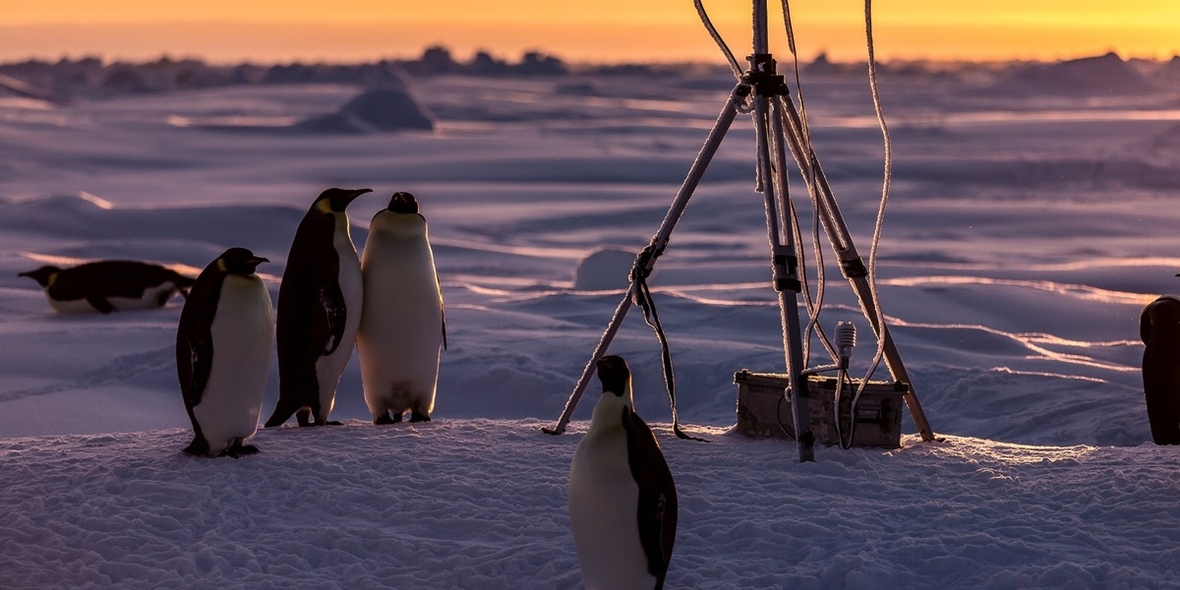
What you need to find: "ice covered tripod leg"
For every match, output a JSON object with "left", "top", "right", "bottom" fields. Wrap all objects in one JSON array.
[
  {"left": 542, "top": 88, "right": 745, "bottom": 437},
  {"left": 748, "top": 52, "right": 814, "bottom": 461},
  {"left": 775, "top": 93, "right": 935, "bottom": 442}
]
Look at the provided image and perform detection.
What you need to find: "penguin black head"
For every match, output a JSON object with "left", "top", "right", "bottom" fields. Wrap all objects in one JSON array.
[
  {"left": 596, "top": 355, "right": 631, "bottom": 398},
  {"left": 387, "top": 192, "right": 420, "bottom": 214},
  {"left": 216, "top": 248, "right": 268, "bottom": 275},
  {"left": 317, "top": 187, "right": 372, "bottom": 213},
  {"left": 18, "top": 266, "right": 61, "bottom": 287}
]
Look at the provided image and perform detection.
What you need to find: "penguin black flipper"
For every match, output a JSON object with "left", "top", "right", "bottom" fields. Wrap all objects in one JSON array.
[
  {"left": 622, "top": 406, "right": 678, "bottom": 586},
  {"left": 176, "top": 259, "right": 225, "bottom": 412},
  {"left": 86, "top": 295, "right": 115, "bottom": 314}
]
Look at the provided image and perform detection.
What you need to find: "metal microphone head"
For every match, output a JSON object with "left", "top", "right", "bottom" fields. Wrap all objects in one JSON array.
[{"left": 835, "top": 321, "right": 856, "bottom": 369}]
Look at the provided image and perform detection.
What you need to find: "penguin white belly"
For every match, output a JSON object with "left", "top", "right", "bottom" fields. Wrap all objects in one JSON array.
[
  {"left": 569, "top": 427, "right": 655, "bottom": 590},
  {"left": 47, "top": 298, "right": 101, "bottom": 313},
  {"left": 358, "top": 239, "right": 443, "bottom": 417},
  {"left": 45, "top": 283, "right": 179, "bottom": 313},
  {"left": 313, "top": 227, "right": 364, "bottom": 415},
  {"left": 192, "top": 276, "right": 273, "bottom": 454}
]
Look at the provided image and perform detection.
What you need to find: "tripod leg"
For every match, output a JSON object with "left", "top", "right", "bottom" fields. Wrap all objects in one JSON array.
[
  {"left": 754, "top": 94, "right": 814, "bottom": 461},
  {"left": 543, "top": 86, "right": 746, "bottom": 435},
  {"left": 777, "top": 91, "right": 936, "bottom": 442}
]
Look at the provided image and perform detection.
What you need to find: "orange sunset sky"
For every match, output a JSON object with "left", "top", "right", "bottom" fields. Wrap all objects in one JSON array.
[{"left": 1, "top": 1, "right": 1178, "bottom": 64}]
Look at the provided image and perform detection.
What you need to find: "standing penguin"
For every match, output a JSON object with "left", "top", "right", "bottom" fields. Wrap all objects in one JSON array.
[
  {"left": 19, "top": 260, "right": 194, "bottom": 314},
  {"left": 176, "top": 248, "right": 273, "bottom": 458},
  {"left": 356, "top": 192, "right": 446, "bottom": 424},
  {"left": 569, "top": 355, "right": 677, "bottom": 590},
  {"left": 265, "top": 187, "right": 371, "bottom": 428},
  {"left": 1140, "top": 276, "right": 1180, "bottom": 445}
]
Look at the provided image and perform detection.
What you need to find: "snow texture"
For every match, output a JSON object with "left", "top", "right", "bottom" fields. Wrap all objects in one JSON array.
[{"left": 2, "top": 51, "right": 1180, "bottom": 588}]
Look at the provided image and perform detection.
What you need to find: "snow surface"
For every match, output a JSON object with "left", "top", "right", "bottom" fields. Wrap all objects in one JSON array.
[{"left": 2, "top": 54, "right": 1180, "bottom": 588}]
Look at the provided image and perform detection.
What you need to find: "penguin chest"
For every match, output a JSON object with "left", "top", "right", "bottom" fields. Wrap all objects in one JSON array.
[
  {"left": 193, "top": 276, "right": 274, "bottom": 451},
  {"left": 569, "top": 428, "right": 653, "bottom": 590},
  {"left": 357, "top": 236, "right": 442, "bottom": 399}
]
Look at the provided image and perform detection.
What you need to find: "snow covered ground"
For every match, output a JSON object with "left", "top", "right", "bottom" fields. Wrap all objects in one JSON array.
[{"left": 2, "top": 54, "right": 1180, "bottom": 588}]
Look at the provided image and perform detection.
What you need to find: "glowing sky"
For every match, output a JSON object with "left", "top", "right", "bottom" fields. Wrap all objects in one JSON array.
[{"left": 1, "top": 1, "right": 1177, "bottom": 64}]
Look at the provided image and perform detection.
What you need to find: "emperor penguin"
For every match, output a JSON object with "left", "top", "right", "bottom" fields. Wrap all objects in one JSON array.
[
  {"left": 19, "top": 260, "right": 194, "bottom": 314},
  {"left": 176, "top": 248, "right": 274, "bottom": 458},
  {"left": 1140, "top": 277, "right": 1180, "bottom": 445},
  {"left": 265, "top": 187, "right": 371, "bottom": 428},
  {"left": 569, "top": 355, "right": 677, "bottom": 590},
  {"left": 356, "top": 192, "right": 446, "bottom": 424}
]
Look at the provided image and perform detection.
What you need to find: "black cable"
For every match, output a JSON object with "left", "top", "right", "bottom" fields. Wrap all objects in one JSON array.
[{"left": 631, "top": 245, "right": 708, "bottom": 442}]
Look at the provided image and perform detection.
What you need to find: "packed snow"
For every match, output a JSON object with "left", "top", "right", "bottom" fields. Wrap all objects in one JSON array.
[{"left": 2, "top": 51, "right": 1180, "bottom": 588}]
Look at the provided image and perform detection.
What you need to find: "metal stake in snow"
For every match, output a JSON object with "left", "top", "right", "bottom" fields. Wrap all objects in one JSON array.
[{"left": 543, "top": 0, "right": 935, "bottom": 461}]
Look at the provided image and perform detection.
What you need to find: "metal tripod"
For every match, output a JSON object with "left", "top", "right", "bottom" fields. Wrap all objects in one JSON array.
[{"left": 543, "top": 0, "right": 935, "bottom": 461}]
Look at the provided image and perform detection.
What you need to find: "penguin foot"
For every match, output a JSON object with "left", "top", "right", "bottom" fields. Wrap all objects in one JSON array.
[
  {"left": 182, "top": 437, "right": 210, "bottom": 457},
  {"left": 223, "top": 443, "right": 260, "bottom": 458},
  {"left": 409, "top": 410, "right": 432, "bottom": 423},
  {"left": 374, "top": 413, "right": 398, "bottom": 425},
  {"left": 296, "top": 409, "right": 312, "bottom": 427},
  {"left": 324, "top": 420, "right": 343, "bottom": 426}
]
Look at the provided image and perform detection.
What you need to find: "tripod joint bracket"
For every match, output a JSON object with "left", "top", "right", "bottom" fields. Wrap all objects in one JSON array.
[
  {"left": 743, "top": 53, "right": 789, "bottom": 98},
  {"left": 772, "top": 247, "right": 801, "bottom": 293},
  {"left": 840, "top": 256, "right": 869, "bottom": 279}
]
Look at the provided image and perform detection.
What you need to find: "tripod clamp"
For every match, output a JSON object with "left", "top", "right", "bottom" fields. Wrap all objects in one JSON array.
[{"left": 742, "top": 54, "right": 789, "bottom": 98}]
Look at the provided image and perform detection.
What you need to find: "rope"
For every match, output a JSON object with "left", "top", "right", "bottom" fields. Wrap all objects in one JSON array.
[
  {"left": 780, "top": 0, "right": 837, "bottom": 367},
  {"left": 694, "top": 0, "right": 743, "bottom": 78},
  {"left": 856, "top": 0, "right": 892, "bottom": 398},
  {"left": 631, "top": 245, "right": 709, "bottom": 442}
]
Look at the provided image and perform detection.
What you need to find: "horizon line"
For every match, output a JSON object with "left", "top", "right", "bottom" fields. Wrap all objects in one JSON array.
[{"left": 1, "top": 20, "right": 1177, "bottom": 66}]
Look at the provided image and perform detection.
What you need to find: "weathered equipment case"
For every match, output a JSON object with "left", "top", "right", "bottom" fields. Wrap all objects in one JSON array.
[{"left": 734, "top": 370, "right": 907, "bottom": 448}]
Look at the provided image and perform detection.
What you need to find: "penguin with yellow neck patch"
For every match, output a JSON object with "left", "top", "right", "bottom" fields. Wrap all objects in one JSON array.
[
  {"left": 176, "top": 248, "right": 273, "bottom": 458},
  {"left": 19, "top": 260, "right": 194, "bottom": 314},
  {"left": 569, "top": 355, "right": 677, "bottom": 590},
  {"left": 266, "top": 187, "right": 370, "bottom": 428}
]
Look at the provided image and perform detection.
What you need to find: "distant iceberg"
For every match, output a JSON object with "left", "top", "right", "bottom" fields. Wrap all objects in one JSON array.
[{"left": 296, "top": 85, "right": 435, "bottom": 133}]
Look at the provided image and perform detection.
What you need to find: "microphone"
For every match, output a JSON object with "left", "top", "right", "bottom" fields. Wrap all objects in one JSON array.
[{"left": 835, "top": 321, "right": 856, "bottom": 370}]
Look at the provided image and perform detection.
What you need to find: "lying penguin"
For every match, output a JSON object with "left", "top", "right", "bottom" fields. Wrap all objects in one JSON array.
[{"left": 19, "top": 260, "right": 194, "bottom": 314}]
